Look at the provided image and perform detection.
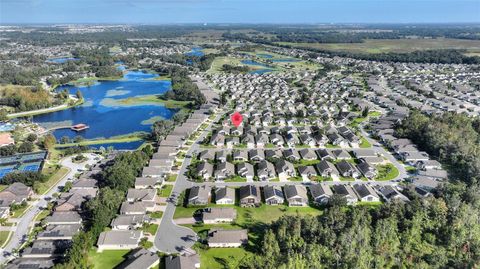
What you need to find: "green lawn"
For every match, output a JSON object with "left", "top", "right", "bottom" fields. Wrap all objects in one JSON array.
[
  {"left": 11, "top": 204, "right": 30, "bottom": 218},
  {"left": 159, "top": 185, "right": 173, "bottom": 197},
  {"left": 0, "top": 231, "right": 12, "bottom": 248},
  {"left": 196, "top": 247, "right": 251, "bottom": 269},
  {"left": 143, "top": 223, "right": 159, "bottom": 236},
  {"left": 88, "top": 249, "right": 130, "bottom": 269},
  {"left": 174, "top": 204, "right": 322, "bottom": 224},
  {"left": 376, "top": 164, "right": 400, "bottom": 181},
  {"left": 294, "top": 159, "right": 320, "bottom": 167},
  {"left": 37, "top": 166, "right": 70, "bottom": 194},
  {"left": 224, "top": 176, "right": 247, "bottom": 182},
  {"left": 166, "top": 174, "right": 177, "bottom": 182},
  {"left": 149, "top": 211, "right": 163, "bottom": 219},
  {"left": 0, "top": 185, "right": 7, "bottom": 192},
  {"left": 360, "top": 137, "right": 372, "bottom": 148}
]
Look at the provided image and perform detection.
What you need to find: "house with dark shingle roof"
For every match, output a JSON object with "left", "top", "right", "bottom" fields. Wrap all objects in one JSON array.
[
  {"left": 283, "top": 185, "right": 308, "bottom": 207},
  {"left": 188, "top": 186, "right": 211, "bottom": 206},
  {"left": 239, "top": 185, "right": 261, "bottom": 207},
  {"left": 263, "top": 186, "right": 285, "bottom": 205},
  {"left": 309, "top": 184, "right": 333, "bottom": 205},
  {"left": 352, "top": 184, "right": 380, "bottom": 202}
]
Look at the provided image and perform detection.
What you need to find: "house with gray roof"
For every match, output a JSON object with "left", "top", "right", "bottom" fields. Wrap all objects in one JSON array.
[
  {"left": 315, "top": 160, "right": 339, "bottom": 178},
  {"left": 237, "top": 162, "right": 254, "bottom": 181},
  {"left": 248, "top": 149, "right": 265, "bottom": 162},
  {"left": 208, "top": 229, "right": 248, "bottom": 248},
  {"left": 256, "top": 160, "right": 276, "bottom": 181},
  {"left": 309, "top": 184, "right": 333, "bottom": 205},
  {"left": 188, "top": 186, "right": 211, "bottom": 206},
  {"left": 215, "top": 187, "right": 235, "bottom": 205},
  {"left": 97, "top": 230, "right": 143, "bottom": 252},
  {"left": 232, "top": 150, "right": 248, "bottom": 161},
  {"left": 332, "top": 149, "right": 352, "bottom": 160},
  {"left": 116, "top": 248, "right": 159, "bottom": 269},
  {"left": 165, "top": 254, "right": 200, "bottom": 269},
  {"left": 5, "top": 258, "right": 55, "bottom": 269},
  {"left": 202, "top": 207, "right": 237, "bottom": 224},
  {"left": 195, "top": 161, "right": 214, "bottom": 180},
  {"left": 72, "top": 179, "right": 97, "bottom": 190},
  {"left": 214, "top": 162, "right": 235, "bottom": 181},
  {"left": 21, "top": 240, "right": 70, "bottom": 258},
  {"left": 44, "top": 211, "right": 82, "bottom": 225},
  {"left": 375, "top": 185, "right": 409, "bottom": 203},
  {"left": 111, "top": 214, "right": 147, "bottom": 230},
  {"left": 275, "top": 160, "right": 296, "bottom": 179},
  {"left": 198, "top": 150, "right": 215, "bottom": 161},
  {"left": 126, "top": 188, "right": 156, "bottom": 203},
  {"left": 135, "top": 177, "right": 161, "bottom": 189},
  {"left": 332, "top": 185, "right": 358, "bottom": 205},
  {"left": 283, "top": 149, "right": 300, "bottom": 161},
  {"left": 356, "top": 162, "right": 377, "bottom": 179},
  {"left": 353, "top": 184, "right": 380, "bottom": 202},
  {"left": 284, "top": 185, "right": 308, "bottom": 206},
  {"left": 336, "top": 160, "right": 360, "bottom": 178},
  {"left": 239, "top": 185, "right": 261, "bottom": 207},
  {"left": 37, "top": 224, "right": 82, "bottom": 240},
  {"left": 0, "top": 182, "right": 33, "bottom": 208},
  {"left": 263, "top": 186, "right": 284, "bottom": 205},
  {"left": 120, "top": 202, "right": 147, "bottom": 215},
  {"left": 297, "top": 166, "right": 317, "bottom": 181},
  {"left": 316, "top": 148, "right": 334, "bottom": 160}
]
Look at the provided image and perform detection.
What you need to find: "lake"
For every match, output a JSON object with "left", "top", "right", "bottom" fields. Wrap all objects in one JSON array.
[
  {"left": 186, "top": 47, "right": 205, "bottom": 57},
  {"left": 241, "top": 60, "right": 274, "bottom": 74},
  {"left": 46, "top": 57, "right": 80, "bottom": 64},
  {"left": 33, "top": 69, "right": 177, "bottom": 144}
]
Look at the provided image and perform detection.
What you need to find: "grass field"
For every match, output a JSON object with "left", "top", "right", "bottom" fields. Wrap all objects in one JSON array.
[
  {"left": 88, "top": 249, "right": 130, "bottom": 269},
  {"left": 277, "top": 38, "right": 480, "bottom": 54},
  {"left": 158, "top": 185, "right": 173, "bottom": 197},
  {"left": 54, "top": 133, "right": 146, "bottom": 148},
  {"left": 101, "top": 94, "right": 191, "bottom": 109},
  {"left": 376, "top": 163, "right": 400, "bottom": 181},
  {"left": 196, "top": 247, "right": 251, "bottom": 269},
  {"left": 174, "top": 204, "right": 322, "bottom": 224},
  {"left": 37, "top": 166, "right": 70, "bottom": 194},
  {"left": 0, "top": 231, "right": 12, "bottom": 248},
  {"left": 143, "top": 223, "right": 159, "bottom": 236}
]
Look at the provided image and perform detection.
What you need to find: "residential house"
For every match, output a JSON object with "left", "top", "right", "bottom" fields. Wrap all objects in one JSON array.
[
  {"left": 239, "top": 185, "right": 261, "bottom": 207},
  {"left": 315, "top": 160, "right": 339, "bottom": 178},
  {"left": 188, "top": 186, "right": 211, "bottom": 206},
  {"left": 215, "top": 187, "right": 235, "bottom": 205},
  {"left": 283, "top": 185, "right": 309, "bottom": 206},
  {"left": 97, "top": 230, "right": 143, "bottom": 252},
  {"left": 236, "top": 162, "right": 254, "bottom": 181},
  {"left": 336, "top": 160, "right": 360, "bottom": 178},
  {"left": 309, "top": 184, "right": 333, "bottom": 205},
  {"left": 332, "top": 185, "right": 358, "bottom": 205},
  {"left": 207, "top": 229, "right": 248, "bottom": 248},
  {"left": 256, "top": 160, "right": 276, "bottom": 181},
  {"left": 352, "top": 184, "right": 380, "bottom": 202},
  {"left": 263, "top": 186, "right": 285, "bottom": 205},
  {"left": 202, "top": 208, "right": 237, "bottom": 224}
]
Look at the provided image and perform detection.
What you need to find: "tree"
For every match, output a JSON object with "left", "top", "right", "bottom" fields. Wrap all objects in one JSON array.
[
  {"left": 63, "top": 181, "right": 73, "bottom": 192},
  {"left": 26, "top": 133, "right": 37, "bottom": 142},
  {"left": 151, "top": 120, "right": 173, "bottom": 140},
  {"left": 0, "top": 109, "right": 9, "bottom": 121},
  {"left": 17, "top": 141, "right": 34, "bottom": 153},
  {"left": 362, "top": 107, "right": 370, "bottom": 117},
  {"left": 75, "top": 89, "right": 83, "bottom": 100},
  {"left": 43, "top": 134, "right": 57, "bottom": 149}
]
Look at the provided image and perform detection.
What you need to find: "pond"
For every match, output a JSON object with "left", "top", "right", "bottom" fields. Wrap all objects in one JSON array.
[
  {"left": 186, "top": 47, "right": 205, "bottom": 57},
  {"left": 257, "top": 53, "right": 273, "bottom": 59},
  {"left": 33, "top": 68, "right": 177, "bottom": 145},
  {"left": 46, "top": 57, "right": 80, "bottom": 64}
]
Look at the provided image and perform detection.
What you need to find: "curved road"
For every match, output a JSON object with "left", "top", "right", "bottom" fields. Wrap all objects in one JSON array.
[{"left": 0, "top": 154, "right": 100, "bottom": 264}]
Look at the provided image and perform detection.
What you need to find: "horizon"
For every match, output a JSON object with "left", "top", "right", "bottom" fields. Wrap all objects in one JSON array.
[{"left": 1, "top": 0, "right": 479, "bottom": 24}]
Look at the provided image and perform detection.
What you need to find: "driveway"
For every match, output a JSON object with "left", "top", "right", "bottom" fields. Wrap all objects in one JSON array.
[{"left": 0, "top": 153, "right": 100, "bottom": 264}]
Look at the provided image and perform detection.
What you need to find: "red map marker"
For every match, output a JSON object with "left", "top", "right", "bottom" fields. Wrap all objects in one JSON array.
[{"left": 231, "top": 112, "right": 243, "bottom": 127}]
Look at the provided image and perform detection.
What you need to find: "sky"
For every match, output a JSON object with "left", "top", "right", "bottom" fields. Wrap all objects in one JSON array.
[{"left": 0, "top": 0, "right": 479, "bottom": 24}]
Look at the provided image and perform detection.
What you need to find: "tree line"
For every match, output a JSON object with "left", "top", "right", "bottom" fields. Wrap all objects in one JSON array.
[
  {"left": 241, "top": 184, "right": 480, "bottom": 268},
  {"left": 395, "top": 111, "right": 480, "bottom": 185}
]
